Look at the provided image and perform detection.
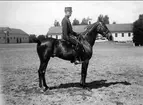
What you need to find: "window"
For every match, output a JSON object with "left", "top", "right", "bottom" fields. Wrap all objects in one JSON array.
[
  {"left": 3, "top": 37, "right": 5, "bottom": 39},
  {"left": 115, "top": 33, "right": 118, "bottom": 37},
  {"left": 122, "top": 33, "right": 124, "bottom": 37},
  {"left": 0, "top": 37, "right": 1, "bottom": 39},
  {"left": 128, "top": 33, "right": 131, "bottom": 37}
]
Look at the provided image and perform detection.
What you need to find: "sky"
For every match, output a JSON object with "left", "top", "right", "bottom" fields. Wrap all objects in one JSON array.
[{"left": 0, "top": 1, "right": 143, "bottom": 35}]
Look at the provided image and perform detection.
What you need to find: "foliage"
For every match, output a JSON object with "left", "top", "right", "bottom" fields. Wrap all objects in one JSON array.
[
  {"left": 29, "top": 34, "right": 37, "bottom": 43},
  {"left": 72, "top": 18, "right": 80, "bottom": 25},
  {"left": 97, "top": 14, "right": 110, "bottom": 24},
  {"left": 81, "top": 17, "right": 92, "bottom": 25},
  {"left": 104, "top": 15, "right": 110, "bottom": 24},
  {"left": 113, "top": 21, "right": 116, "bottom": 24},
  {"left": 133, "top": 14, "right": 143, "bottom": 45},
  {"left": 37, "top": 35, "right": 46, "bottom": 42},
  {"left": 54, "top": 20, "right": 60, "bottom": 27}
]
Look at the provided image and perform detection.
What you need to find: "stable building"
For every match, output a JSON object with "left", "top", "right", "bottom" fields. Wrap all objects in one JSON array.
[
  {"left": 47, "top": 23, "right": 133, "bottom": 42},
  {"left": 106, "top": 24, "right": 133, "bottom": 42},
  {"left": 0, "top": 27, "right": 29, "bottom": 44},
  {"left": 47, "top": 25, "right": 87, "bottom": 39}
]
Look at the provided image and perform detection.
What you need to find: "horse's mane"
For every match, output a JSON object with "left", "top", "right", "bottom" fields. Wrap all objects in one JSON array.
[{"left": 81, "top": 22, "right": 98, "bottom": 36}]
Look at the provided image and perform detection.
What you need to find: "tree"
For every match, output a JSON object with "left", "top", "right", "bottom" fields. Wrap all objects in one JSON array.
[
  {"left": 133, "top": 14, "right": 143, "bottom": 46},
  {"left": 104, "top": 15, "right": 110, "bottom": 24},
  {"left": 81, "top": 17, "right": 92, "bottom": 25},
  {"left": 81, "top": 18, "right": 88, "bottom": 25},
  {"left": 29, "top": 34, "right": 37, "bottom": 43},
  {"left": 97, "top": 14, "right": 104, "bottom": 22},
  {"left": 37, "top": 35, "right": 46, "bottom": 42},
  {"left": 54, "top": 20, "right": 60, "bottom": 27},
  {"left": 97, "top": 14, "right": 110, "bottom": 24},
  {"left": 72, "top": 18, "right": 80, "bottom": 25},
  {"left": 113, "top": 21, "right": 116, "bottom": 24}
]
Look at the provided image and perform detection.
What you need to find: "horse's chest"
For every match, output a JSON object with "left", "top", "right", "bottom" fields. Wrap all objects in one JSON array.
[{"left": 82, "top": 45, "right": 93, "bottom": 60}]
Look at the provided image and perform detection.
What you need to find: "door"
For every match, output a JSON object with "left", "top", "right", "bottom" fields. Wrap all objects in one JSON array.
[
  {"left": 17, "top": 38, "right": 19, "bottom": 43},
  {"left": 7, "top": 38, "right": 9, "bottom": 43}
]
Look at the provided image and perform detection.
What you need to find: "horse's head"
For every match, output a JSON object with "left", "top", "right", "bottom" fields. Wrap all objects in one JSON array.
[
  {"left": 96, "top": 21, "right": 110, "bottom": 38},
  {"left": 84, "top": 21, "right": 110, "bottom": 39},
  {"left": 82, "top": 21, "right": 110, "bottom": 46}
]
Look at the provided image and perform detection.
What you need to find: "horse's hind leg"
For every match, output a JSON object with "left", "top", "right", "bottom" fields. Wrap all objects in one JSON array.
[
  {"left": 38, "top": 58, "right": 50, "bottom": 90},
  {"left": 38, "top": 63, "right": 43, "bottom": 88}
]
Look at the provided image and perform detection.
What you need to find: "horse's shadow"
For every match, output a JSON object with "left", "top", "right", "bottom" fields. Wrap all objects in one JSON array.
[
  {"left": 49, "top": 80, "right": 131, "bottom": 90},
  {"left": 17, "top": 80, "right": 131, "bottom": 95}
]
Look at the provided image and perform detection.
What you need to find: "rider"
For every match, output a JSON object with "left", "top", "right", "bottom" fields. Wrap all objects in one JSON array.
[{"left": 62, "top": 7, "right": 83, "bottom": 64}]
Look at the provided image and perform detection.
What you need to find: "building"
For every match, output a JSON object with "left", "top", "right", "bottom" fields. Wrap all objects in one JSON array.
[
  {"left": 47, "top": 23, "right": 133, "bottom": 42},
  {"left": 106, "top": 24, "right": 133, "bottom": 42},
  {"left": 0, "top": 27, "right": 29, "bottom": 44},
  {"left": 47, "top": 25, "right": 87, "bottom": 39}
]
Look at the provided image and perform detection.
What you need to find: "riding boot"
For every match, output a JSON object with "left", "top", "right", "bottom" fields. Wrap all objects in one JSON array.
[
  {"left": 52, "top": 46, "right": 56, "bottom": 57},
  {"left": 52, "top": 50, "right": 56, "bottom": 57}
]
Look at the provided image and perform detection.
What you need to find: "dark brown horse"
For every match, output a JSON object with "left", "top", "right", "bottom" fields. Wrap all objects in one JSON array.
[{"left": 35, "top": 21, "right": 110, "bottom": 91}]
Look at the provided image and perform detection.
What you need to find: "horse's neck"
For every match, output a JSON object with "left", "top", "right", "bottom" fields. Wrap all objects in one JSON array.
[{"left": 84, "top": 30, "right": 98, "bottom": 47}]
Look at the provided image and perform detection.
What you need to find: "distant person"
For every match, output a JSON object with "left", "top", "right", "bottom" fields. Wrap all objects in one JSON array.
[{"left": 61, "top": 7, "right": 84, "bottom": 64}]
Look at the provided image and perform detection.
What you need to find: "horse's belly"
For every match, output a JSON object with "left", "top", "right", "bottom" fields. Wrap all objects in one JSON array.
[{"left": 56, "top": 47, "right": 75, "bottom": 61}]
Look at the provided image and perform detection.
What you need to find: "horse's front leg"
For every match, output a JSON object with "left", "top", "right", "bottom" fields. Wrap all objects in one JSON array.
[{"left": 80, "top": 60, "right": 89, "bottom": 87}]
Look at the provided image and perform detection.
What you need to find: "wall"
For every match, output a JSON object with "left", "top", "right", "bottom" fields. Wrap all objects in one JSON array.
[
  {"left": 112, "top": 32, "right": 133, "bottom": 42},
  {"left": 0, "top": 33, "right": 6, "bottom": 43},
  {"left": 9, "top": 35, "right": 29, "bottom": 43},
  {"left": 47, "top": 34, "right": 62, "bottom": 39},
  {"left": 0, "top": 34, "right": 29, "bottom": 44}
]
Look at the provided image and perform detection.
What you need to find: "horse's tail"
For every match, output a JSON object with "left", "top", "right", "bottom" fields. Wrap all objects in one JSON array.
[{"left": 33, "top": 38, "right": 41, "bottom": 46}]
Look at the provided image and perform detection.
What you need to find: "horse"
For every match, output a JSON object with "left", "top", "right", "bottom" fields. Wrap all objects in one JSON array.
[{"left": 35, "top": 21, "right": 110, "bottom": 91}]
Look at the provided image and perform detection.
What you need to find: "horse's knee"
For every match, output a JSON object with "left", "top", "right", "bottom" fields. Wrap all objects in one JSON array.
[{"left": 38, "top": 70, "right": 42, "bottom": 75}]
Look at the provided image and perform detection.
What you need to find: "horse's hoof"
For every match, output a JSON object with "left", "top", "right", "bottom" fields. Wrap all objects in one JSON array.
[
  {"left": 80, "top": 83, "right": 86, "bottom": 88},
  {"left": 80, "top": 83, "right": 91, "bottom": 90},
  {"left": 43, "top": 87, "right": 49, "bottom": 92},
  {"left": 83, "top": 86, "right": 91, "bottom": 91},
  {"left": 39, "top": 84, "right": 42, "bottom": 88}
]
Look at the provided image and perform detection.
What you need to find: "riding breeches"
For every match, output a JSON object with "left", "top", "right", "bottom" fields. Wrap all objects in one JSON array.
[{"left": 65, "top": 36, "right": 80, "bottom": 46}]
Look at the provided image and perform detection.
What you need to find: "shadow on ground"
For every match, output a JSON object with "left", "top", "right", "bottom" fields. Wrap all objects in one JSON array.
[
  {"left": 13, "top": 80, "right": 131, "bottom": 95},
  {"left": 49, "top": 80, "right": 131, "bottom": 90}
]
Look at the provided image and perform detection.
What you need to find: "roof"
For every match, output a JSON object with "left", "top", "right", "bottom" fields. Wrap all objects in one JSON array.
[
  {"left": 47, "top": 25, "right": 87, "bottom": 35},
  {"left": 106, "top": 24, "right": 133, "bottom": 32},
  {"left": 47, "top": 23, "right": 133, "bottom": 35},
  {"left": 0, "top": 27, "right": 29, "bottom": 36}
]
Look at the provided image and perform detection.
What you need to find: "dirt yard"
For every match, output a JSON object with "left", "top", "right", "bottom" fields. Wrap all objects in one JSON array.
[{"left": 0, "top": 41, "right": 143, "bottom": 105}]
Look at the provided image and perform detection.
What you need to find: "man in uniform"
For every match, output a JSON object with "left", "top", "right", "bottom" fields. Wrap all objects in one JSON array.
[{"left": 62, "top": 7, "right": 83, "bottom": 64}]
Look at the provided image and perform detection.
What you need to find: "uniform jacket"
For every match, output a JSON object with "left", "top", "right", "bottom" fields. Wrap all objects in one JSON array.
[{"left": 62, "top": 16, "right": 77, "bottom": 40}]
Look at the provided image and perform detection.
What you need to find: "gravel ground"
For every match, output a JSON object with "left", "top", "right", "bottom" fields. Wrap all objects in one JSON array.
[{"left": 0, "top": 41, "right": 143, "bottom": 105}]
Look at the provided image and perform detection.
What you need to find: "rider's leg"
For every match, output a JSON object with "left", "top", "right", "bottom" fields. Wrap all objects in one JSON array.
[{"left": 69, "top": 37, "right": 83, "bottom": 64}]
